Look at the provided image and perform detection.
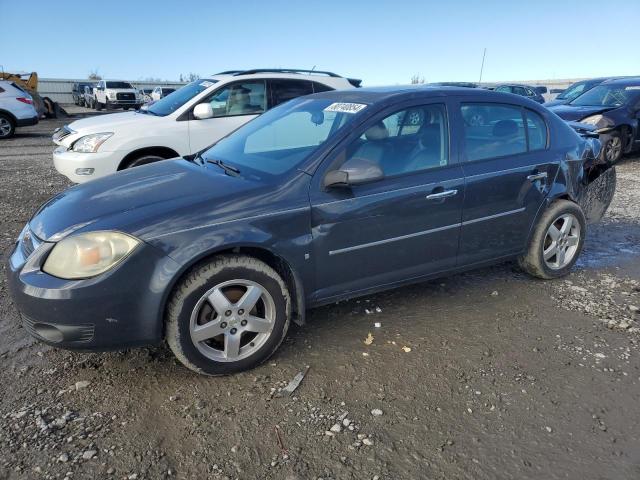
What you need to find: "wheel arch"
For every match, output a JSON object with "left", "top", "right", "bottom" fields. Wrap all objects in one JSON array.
[
  {"left": 118, "top": 146, "right": 180, "bottom": 170},
  {"left": 159, "top": 244, "right": 306, "bottom": 338},
  {"left": 0, "top": 109, "right": 18, "bottom": 126}
]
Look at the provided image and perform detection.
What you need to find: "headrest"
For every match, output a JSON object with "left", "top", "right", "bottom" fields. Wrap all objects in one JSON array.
[
  {"left": 493, "top": 120, "right": 518, "bottom": 137},
  {"left": 364, "top": 122, "right": 389, "bottom": 141}
]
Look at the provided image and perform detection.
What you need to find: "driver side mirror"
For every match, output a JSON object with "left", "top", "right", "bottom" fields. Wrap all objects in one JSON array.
[
  {"left": 324, "top": 158, "right": 384, "bottom": 188},
  {"left": 193, "top": 103, "right": 214, "bottom": 120}
]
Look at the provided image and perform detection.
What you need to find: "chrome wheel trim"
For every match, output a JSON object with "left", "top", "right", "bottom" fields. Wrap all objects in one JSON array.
[
  {"left": 189, "top": 279, "right": 275, "bottom": 363},
  {"left": 605, "top": 136, "right": 622, "bottom": 162},
  {"left": 543, "top": 213, "right": 581, "bottom": 270},
  {"left": 0, "top": 118, "right": 11, "bottom": 137}
]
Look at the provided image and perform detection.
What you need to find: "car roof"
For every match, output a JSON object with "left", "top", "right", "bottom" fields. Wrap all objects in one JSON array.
[
  {"left": 601, "top": 77, "right": 640, "bottom": 86},
  {"left": 308, "top": 84, "right": 545, "bottom": 106}
]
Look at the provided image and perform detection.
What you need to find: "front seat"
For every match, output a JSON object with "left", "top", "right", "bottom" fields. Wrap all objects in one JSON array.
[
  {"left": 350, "top": 122, "right": 390, "bottom": 168},
  {"left": 406, "top": 123, "right": 443, "bottom": 171}
]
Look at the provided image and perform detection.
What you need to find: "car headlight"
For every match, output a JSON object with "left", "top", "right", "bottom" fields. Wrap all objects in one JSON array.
[
  {"left": 108, "top": 91, "right": 117, "bottom": 99},
  {"left": 43, "top": 231, "right": 140, "bottom": 279},
  {"left": 580, "top": 114, "right": 603, "bottom": 126},
  {"left": 71, "top": 133, "right": 113, "bottom": 153}
]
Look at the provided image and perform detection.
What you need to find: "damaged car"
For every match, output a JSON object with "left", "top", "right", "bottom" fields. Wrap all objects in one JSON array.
[
  {"left": 8, "top": 86, "right": 615, "bottom": 375},
  {"left": 549, "top": 77, "right": 640, "bottom": 164}
]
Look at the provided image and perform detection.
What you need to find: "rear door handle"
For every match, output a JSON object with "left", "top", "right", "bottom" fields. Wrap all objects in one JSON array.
[
  {"left": 426, "top": 189, "right": 458, "bottom": 200},
  {"left": 527, "top": 172, "right": 548, "bottom": 182}
]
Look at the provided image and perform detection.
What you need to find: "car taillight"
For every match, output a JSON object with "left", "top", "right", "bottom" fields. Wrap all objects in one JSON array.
[{"left": 16, "top": 97, "right": 33, "bottom": 105}]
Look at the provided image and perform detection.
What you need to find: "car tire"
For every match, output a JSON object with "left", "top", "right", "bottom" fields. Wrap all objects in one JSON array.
[
  {"left": 0, "top": 113, "right": 16, "bottom": 139},
  {"left": 123, "top": 106, "right": 129, "bottom": 110},
  {"left": 95, "top": 100, "right": 102, "bottom": 111},
  {"left": 122, "top": 154, "right": 166, "bottom": 169},
  {"left": 166, "top": 254, "right": 291, "bottom": 375},
  {"left": 518, "top": 200, "right": 586, "bottom": 280},
  {"left": 105, "top": 99, "right": 111, "bottom": 110},
  {"left": 602, "top": 132, "right": 623, "bottom": 165}
]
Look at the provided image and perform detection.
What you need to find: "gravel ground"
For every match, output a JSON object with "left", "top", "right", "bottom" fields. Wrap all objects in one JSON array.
[{"left": 1, "top": 114, "right": 640, "bottom": 480}]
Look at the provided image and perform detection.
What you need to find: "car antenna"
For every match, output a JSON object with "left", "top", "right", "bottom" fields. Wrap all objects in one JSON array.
[{"left": 478, "top": 48, "right": 487, "bottom": 83}]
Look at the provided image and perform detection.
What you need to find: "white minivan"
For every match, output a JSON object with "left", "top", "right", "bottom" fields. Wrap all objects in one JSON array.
[{"left": 52, "top": 69, "right": 360, "bottom": 183}]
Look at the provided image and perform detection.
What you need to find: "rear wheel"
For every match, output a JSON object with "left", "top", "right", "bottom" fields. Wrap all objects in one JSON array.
[
  {"left": 518, "top": 200, "right": 586, "bottom": 279},
  {"left": 166, "top": 255, "right": 291, "bottom": 375},
  {"left": 0, "top": 114, "right": 15, "bottom": 139}
]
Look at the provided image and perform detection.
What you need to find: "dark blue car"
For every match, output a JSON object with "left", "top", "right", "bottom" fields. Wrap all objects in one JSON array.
[{"left": 8, "top": 86, "right": 610, "bottom": 375}]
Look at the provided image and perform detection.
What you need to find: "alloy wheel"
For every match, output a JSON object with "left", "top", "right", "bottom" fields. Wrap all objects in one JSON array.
[
  {"left": 0, "top": 118, "right": 12, "bottom": 137},
  {"left": 543, "top": 213, "right": 581, "bottom": 270},
  {"left": 605, "top": 136, "right": 622, "bottom": 163},
  {"left": 189, "top": 279, "right": 276, "bottom": 362}
]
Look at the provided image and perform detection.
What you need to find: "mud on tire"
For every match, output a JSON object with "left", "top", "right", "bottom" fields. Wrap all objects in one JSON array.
[
  {"left": 166, "top": 254, "right": 291, "bottom": 376},
  {"left": 518, "top": 200, "right": 586, "bottom": 280}
]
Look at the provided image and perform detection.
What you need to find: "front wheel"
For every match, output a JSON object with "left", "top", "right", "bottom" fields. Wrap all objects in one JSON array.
[
  {"left": 95, "top": 100, "right": 103, "bottom": 111},
  {"left": 166, "top": 255, "right": 291, "bottom": 375},
  {"left": 602, "top": 132, "right": 623, "bottom": 165},
  {"left": 518, "top": 200, "right": 586, "bottom": 279}
]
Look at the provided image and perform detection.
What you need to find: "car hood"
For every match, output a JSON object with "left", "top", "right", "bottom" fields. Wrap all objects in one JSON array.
[
  {"left": 548, "top": 104, "right": 616, "bottom": 122},
  {"left": 543, "top": 98, "right": 567, "bottom": 107},
  {"left": 28, "top": 159, "right": 275, "bottom": 242},
  {"left": 67, "top": 111, "right": 160, "bottom": 134}
]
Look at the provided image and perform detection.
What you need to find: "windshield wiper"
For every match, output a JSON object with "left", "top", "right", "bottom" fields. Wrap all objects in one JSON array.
[{"left": 206, "top": 158, "right": 240, "bottom": 176}]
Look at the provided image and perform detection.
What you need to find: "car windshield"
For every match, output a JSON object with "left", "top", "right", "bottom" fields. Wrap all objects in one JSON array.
[
  {"left": 570, "top": 84, "right": 637, "bottom": 107},
  {"left": 557, "top": 81, "right": 588, "bottom": 100},
  {"left": 146, "top": 79, "right": 216, "bottom": 116},
  {"left": 201, "top": 97, "right": 364, "bottom": 177},
  {"left": 106, "top": 81, "right": 133, "bottom": 89}
]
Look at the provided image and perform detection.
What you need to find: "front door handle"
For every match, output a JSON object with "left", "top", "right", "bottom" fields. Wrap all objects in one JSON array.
[
  {"left": 527, "top": 172, "right": 548, "bottom": 182},
  {"left": 426, "top": 189, "right": 458, "bottom": 200}
]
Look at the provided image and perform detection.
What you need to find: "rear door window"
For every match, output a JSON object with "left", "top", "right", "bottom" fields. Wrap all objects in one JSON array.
[
  {"left": 461, "top": 103, "right": 527, "bottom": 161},
  {"left": 269, "top": 79, "right": 313, "bottom": 107},
  {"left": 525, "top": 109, "right": 548, "bottom": 150}
]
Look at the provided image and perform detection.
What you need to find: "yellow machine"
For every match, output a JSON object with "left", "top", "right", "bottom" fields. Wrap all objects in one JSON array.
[{"left": 0, "top": 70, "right": 39, "bottom": 94}]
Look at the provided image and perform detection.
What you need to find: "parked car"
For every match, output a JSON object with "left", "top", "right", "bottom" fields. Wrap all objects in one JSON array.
[
  {"left": 72, "top": 82, "right": 96, "bottom": 106},
  {"left": 0, "top": 80, "right": 38, "bottom": 139},
  {"left": 93, "top": 80, "right": 142, "bottom": 111},
  {"left": 493, "top": 84, "right": 545, "bottom": 103},
  {"left": 544, "top": 78, "right": 619, "bottom": 108},
  {"left": 83, "top": 85, "right": 96, "bottom": 109},
  {"left": 139, "top": 88, "right": 153, "bottom": 104},
  {"left": 10, "top": 86, "right": 612, "bottom": 375},
  {"left": 150, "top": 86, "right": 176, "bottom": 101},
  {"left": 548, "top": 77, "right": 640, "bottom": 164},
  {"left": 52, "top": 69, "right": 360, "bottom": 183}
]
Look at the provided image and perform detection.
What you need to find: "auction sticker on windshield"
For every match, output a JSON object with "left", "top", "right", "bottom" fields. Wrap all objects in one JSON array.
[{"left": 324, "top": 103, "right": 367, "bottom": 114}]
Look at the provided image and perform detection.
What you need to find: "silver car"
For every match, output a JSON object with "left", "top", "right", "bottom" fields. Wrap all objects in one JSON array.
[{"left": 0, "top": 80, "right": 38, "bottom": 139}]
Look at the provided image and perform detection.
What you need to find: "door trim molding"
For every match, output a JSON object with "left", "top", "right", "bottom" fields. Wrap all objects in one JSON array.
[
  {"left": 328, "top": 223, "right": 460, "bottom": 256},
  {"left": 328, "top": 207, "right": 526, "bottom": 256}
]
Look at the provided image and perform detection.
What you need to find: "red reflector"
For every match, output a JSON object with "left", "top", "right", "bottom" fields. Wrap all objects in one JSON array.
[{"left": 16, "top": 97, "right": 33, "bottom": 105}]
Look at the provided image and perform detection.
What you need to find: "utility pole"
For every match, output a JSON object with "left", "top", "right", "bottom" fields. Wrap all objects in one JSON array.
[{"left": 479, "top": 48, "right": 487, "bottom": 83}]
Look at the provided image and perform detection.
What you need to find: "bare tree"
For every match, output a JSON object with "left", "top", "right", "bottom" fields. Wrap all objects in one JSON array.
[
  {"left": 179, "top": 72, "right": 200, "bottom": 82},
  {"left": 88, "top": 69, "right": 102, "bottom": 80},
  {"left": 410, "top": 74, "right": 425, "bottom": 84}
]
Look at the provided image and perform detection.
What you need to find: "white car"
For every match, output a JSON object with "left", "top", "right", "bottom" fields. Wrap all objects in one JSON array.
[
  {"left": 150, "top": 86, "right": 176, "bottom": 101},
  {"left": 93, "top": 80, "right": 142, "bottom": 111},
  {"left": 52, "top": 69, "right": 360, "bottom": 183},
  {"left": 0, "top": 80, "right": 38, "bottom": 139}
]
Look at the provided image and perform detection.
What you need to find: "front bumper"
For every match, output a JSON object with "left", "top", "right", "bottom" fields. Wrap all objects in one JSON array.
[
  {"left": 106, "top": 99, "right": 140, "bottom": 107},
  {"left": 53, "top": 146, "right": 122, "bottom": 183},
  {"left": 7, "top": 228, "right": 178, "bottom": 351},
  {"left": 16, "top": 115, "right": 39, "bottom": 127}
]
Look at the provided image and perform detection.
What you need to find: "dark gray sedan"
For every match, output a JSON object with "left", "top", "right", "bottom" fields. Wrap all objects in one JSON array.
[{"left": 8, "top": 86, "right": 613, "bottom": 375}]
